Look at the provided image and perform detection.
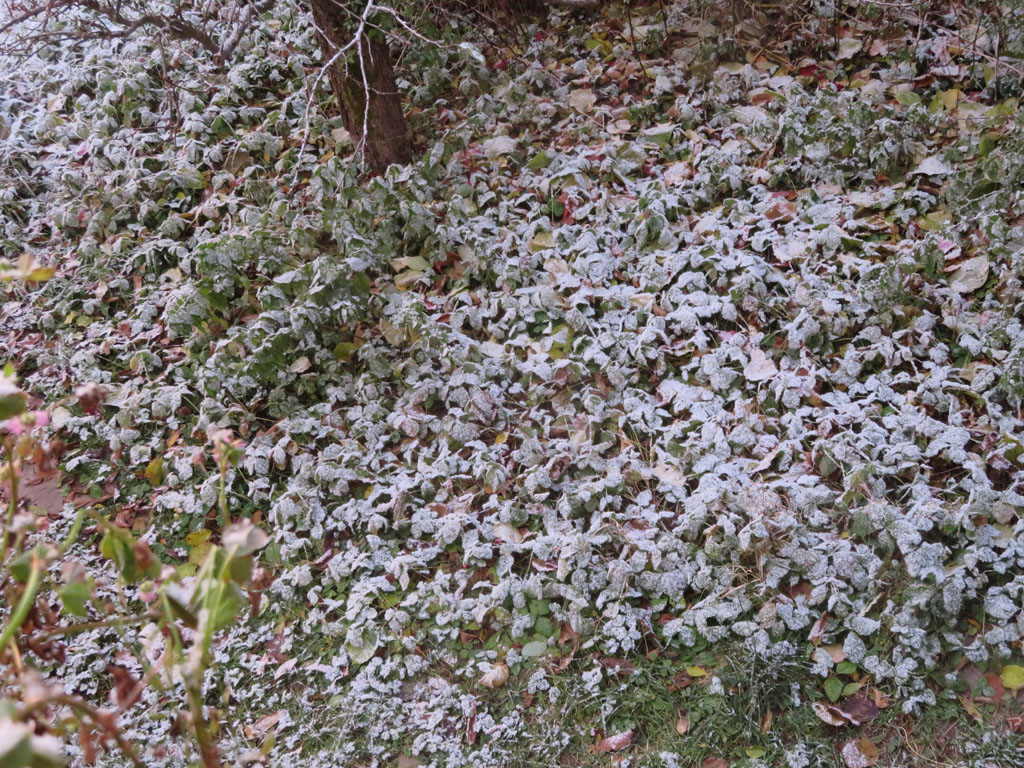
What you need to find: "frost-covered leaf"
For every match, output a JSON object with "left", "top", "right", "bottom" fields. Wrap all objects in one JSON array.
[
  {"left": 949, "top": 256, "right": 989, "bottom": 294},
  {"left": 841, "top": 738, "right": 878, "bottom": 768},
  {"left": 594, "top": 730, "right": 633, "bottom": 752},
  {"left": 744, "top": 348, "right": 778, "bottom": 381},
  {"left": 911, "top": 155, "right": 952, "bottom": 176},
  {"left": 837, "top": 38, "right": 863, "bottom": 60},
  {"left": 568, "top": 89, "right": 597, "bottom": 113},
  {"left": 482, "top": 136, "right": 518, "bottom": 158}
]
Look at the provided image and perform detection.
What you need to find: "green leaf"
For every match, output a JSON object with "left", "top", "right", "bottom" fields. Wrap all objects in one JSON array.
[
  {"left": 346, "top": 629, "right": 379, "bottom": 664},
  {"left": 7, "top": 551, "right": 34, "bottom": 584},
  {"left": 521, "top": 640, "right": 547, "bottom": 658},
  {"left": 824, "top": 676, "right": 844, "bottom": 702},
  {"left": 894, "top": 91, "right": 921, "bottom": 106},
  {"left": 99, "top": 525, "right": 158, "bottom": 584},
  {"left": 185, "top": 529, "right": 212, "bottom": 547},
  {"left": 333, "top": 341, "right": 361, "bottom": 360},
  {"left": 208, "top": 582, "right": 246, "bottom": 633},
  {"left": 222, "top": 521, "right": 269, "bottom": 557},
  {"left": 534, "top": 616, "right": 555, "bottom": 638},
  {"left": 527, "top": 152, "right": 553, "bottom": 170},
  {"left": 59, "top": 580, "right": 94, "bottom": 617},
  {"left": 145, "top": 457, "right": 166, "bottom": 486},
  {"left": 0, "top": 371, "right": 26, "bottom": 420},
  {"left": 836, "top": 661, "right": 857, "bottom": 675},
  {"left": 842, "top": 681, "right": 865, "bottom": 697},
  {"left": 0, "top": 720, "right": 33, "bottom": 768}
]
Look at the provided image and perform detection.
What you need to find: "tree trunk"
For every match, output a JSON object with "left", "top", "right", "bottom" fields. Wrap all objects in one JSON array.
[{"left": 309, "top": 0, "right": 412, "bottom": 172}]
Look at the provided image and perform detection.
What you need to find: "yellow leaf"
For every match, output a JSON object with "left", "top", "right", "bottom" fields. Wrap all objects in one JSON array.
[
  {"left": 145, "top": 457, "right": 166, "bottom": 486},
  {"left": 1000, "top": 664, "right": 1024, "bottom": 692},
  {"left": 185, "top": 528, "right": 212, "bottom": 547}
]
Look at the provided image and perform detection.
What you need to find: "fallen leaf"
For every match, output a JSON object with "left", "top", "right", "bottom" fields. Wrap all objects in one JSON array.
[
  {"left": 1000, "top": 664, "right": 1024, "bottom": 692},
  {"left": 978, "top": 672, "right": 1005, "bottom": 704},
  {"left": 493, "top": 522, "right": 523, "bottom": 544},
  {"left": 701, "top": 758, "right": 728, "bottom": 768},
  {"left": 599, "top": 657, "right": 638, "bottom": 676},
  {"left": 765, "top": 199, "right": 798, "bottom": 222},
  {"left": 841, "top": 738, "right": 878, "bottom": 768},
  {"left": 960, "top": 694, "right": 982, "bottom": 723},
  {"left": 840, "top": 693, "right": 880, "bottom": 725},
  {"left": 675, "top": 711, "right": 689, "bottom": 735},
  {"left": 823, "top": 644, "right": 846, "bottom": 664},
  {"left": 812, "top": 701, "right": 850, "bottom": 727},
  {"left": 911, "top": 155, "right": 951, "bottom": 176},
  {"left": 744, "top": 348, "right": 778, "bottom": 381},
  {"left": 568, "top": 89, "right": 597, "bottom": 113},
  {"left": 837, "top": 38, "right": 863, "bottom": 60},
  {"left": 870, "top": 687, "right": 889, "bottom": 709},
  {"left": 594, "top": 730, "right": 633, "bottom": 752},
  {"left": 808, "top": 613, "right": 829, "bottom": 644},
  {"left": 244, "top": 710, "right": 283, "bottom": 739},
  {"left": 481, "top": 136, "right": 518, "bottom": 158},
  {"left": 664, "top": 162, "right": 692, "bottom": 184},
  {"left": 274, "top": 658, "right": 298, "bottom": 680},
  {"left": 480, "top": 663, "right": 509, "bottom": 689},
  {"left": 950, "top": 256, "right": 989, "bottom": 294}
]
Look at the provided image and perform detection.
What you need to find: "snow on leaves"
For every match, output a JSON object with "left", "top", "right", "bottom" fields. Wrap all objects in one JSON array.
[{"left": 2, "top": 1, "right": 1024, "bottom": 765}]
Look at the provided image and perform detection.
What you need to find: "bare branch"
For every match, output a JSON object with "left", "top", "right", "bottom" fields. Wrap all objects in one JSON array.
[
  {"left": 0, "top": 0, "right": 269, "bottom": 62},
  {"left": 544, "top": 0, "right": 601, "bottom": 8}
]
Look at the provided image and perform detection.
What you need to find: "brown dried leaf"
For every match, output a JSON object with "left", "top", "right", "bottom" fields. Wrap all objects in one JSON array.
[
  {"left": 839, "top": 693, "right": 880, "bottom": 725},
  {"left": 808, "top": 612, "right": 829, "bottom": 644},
  {"left": 599, "top": 657, "right": 638, "bottom": 676},
  {"left": 594, "top": 730, "right": 633, "bottom": 752},
  {"left": 841, "top": 738, "right": 878, "bottom": 768},
  {"left": 811, "top": 701, "right": 851, "bottom": 727},
  {"left": 480, "top": 663, "right": 509, "bottom": 689},
  {"left": 675, "top": 710, "right": 689, "bottom": 735}
]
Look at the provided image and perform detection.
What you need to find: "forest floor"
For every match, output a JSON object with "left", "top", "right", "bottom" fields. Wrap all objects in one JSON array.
[{"left": 2, "top": 1, "right": 1024, "bottom": 766}]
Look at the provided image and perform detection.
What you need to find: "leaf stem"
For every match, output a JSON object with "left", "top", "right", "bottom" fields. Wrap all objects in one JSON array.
[
  {"left": 0, "top": 556, "right": 43, "bottom": 654},
  {"left": 0, "top": 435, "right": 21, "bottom": 564}
]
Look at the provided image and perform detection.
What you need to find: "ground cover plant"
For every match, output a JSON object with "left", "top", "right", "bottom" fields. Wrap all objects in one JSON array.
[{"left": 1, "top": 0, "right": 1024, "bottom": 766}]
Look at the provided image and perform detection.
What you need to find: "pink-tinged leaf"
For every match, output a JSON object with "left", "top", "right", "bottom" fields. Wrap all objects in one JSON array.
[
  {"left": 808, "top": 613, "right": 829, "bottom": 644},
  {"left": 273, "top": 658, "right": 297, "bottom": 680}
]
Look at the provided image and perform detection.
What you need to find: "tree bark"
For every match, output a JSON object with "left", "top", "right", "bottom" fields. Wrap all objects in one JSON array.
[{"left": 309, "top": 0, "right": 412, "bottom": 172}]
